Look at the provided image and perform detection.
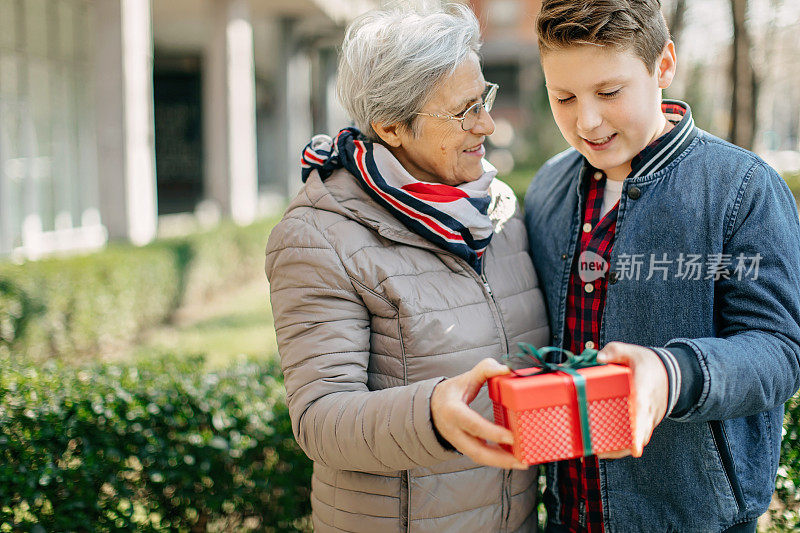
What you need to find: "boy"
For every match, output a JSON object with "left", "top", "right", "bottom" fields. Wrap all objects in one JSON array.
[{"left": 524, "top": 1, "right": 800, "bottom": 531}]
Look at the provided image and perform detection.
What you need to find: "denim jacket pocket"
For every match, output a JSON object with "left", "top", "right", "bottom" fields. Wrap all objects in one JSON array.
[{"left": 708, "top": 421, "right": 746, "bottom": 514}]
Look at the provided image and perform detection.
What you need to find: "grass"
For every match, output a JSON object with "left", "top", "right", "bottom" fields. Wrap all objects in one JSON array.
[
  {"left": 129, "top": 277, "right": 277, "bottom": 371},
  {"left": 783, "top": 171, "right": 800, "bottom": 200},
  {"left": 501, "top": 166, "right": 537, "bottom": 201}
]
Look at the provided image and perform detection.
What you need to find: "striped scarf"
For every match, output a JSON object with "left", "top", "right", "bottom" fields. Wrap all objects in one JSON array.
[{"left": 301, "top": 127, "right": 495, "bottom": 272}]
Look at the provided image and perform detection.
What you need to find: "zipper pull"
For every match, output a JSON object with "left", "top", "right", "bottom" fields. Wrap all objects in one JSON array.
[{"left": 481, "top": 273, "right": 493, "bottom": 297}]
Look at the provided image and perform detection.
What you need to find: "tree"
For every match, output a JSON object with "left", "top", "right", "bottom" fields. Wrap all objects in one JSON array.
[
  {"left": 667, "top": 0, "right": 687, "bottom": 47},
  {"left": 728, "top": 0, "right": 759, "bottom": 150}
]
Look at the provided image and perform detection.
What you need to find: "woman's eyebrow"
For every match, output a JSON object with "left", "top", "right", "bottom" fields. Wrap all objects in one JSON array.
[{"left": 448, "top": 90, "right": 482, "bottom": 114}]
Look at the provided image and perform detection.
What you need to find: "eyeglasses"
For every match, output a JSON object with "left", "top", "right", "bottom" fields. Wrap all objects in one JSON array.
[{"left": 415, "top": 82, "right": 499, "bottom": 131}]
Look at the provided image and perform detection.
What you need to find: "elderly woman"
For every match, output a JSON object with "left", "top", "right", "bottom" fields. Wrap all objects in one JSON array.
[{"left": 265, "top": 3, "right": 548, "bottom": 532}]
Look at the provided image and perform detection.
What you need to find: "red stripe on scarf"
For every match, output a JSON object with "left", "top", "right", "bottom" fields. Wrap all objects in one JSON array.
[
  {"left": 400, "top": 182, "right": 469, "bottom": 203},
  {"left": 303, "top": 147, "right": 326, "bottom": 165}
]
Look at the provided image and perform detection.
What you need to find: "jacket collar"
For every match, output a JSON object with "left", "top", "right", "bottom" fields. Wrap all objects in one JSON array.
[{"left": 628, "top": 100, "right": 697, "bottom": 180}]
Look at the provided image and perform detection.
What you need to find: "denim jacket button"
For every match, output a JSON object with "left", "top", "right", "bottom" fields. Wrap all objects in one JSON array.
[
  {"left": 628, "top": 186, "right": 642, "bottom": 200},
  {"left": 609, "top": 271, "right": 618, "bottom": 284}
]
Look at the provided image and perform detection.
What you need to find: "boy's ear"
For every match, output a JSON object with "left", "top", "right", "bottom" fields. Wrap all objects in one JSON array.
[
  {"left": 656, "top": 40, "right": 677, "bottom": 90},
  {"left": 372, "top": 121, "right": 403, "bottom": 147}
]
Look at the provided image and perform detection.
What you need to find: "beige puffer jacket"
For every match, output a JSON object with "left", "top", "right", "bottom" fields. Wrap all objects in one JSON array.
[{"left": 265, "top": 168, "right": 550, "bottom": 532}]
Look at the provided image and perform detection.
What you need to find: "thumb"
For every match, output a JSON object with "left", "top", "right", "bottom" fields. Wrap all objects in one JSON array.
[
  {"left": 471, "top": 358, "right": 512, "bottom": 381},
  {"left": 597, "top": 343, "right": 626, "bottom": 365},
  {"left": 461, "top": 359, "right": 510, "bottom": 401}
]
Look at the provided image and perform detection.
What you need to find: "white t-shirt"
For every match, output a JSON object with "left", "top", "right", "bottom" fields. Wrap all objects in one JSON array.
[{"left": 601, "top": 178, "right": 624, "bottom": 218}]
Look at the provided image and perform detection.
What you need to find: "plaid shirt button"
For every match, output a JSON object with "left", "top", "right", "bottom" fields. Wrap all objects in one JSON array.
[
  {"left": 593, "top": 171, "right": 603, "bottom": 180},
  {"left": 585, "top": 341, "right": 595, "bottom": 350},
  {"left": 584, "top": 283, "right": 594, "bottom": 293},
  {"left": 583, "top": 223, "right": 592, "bottom": 233}
]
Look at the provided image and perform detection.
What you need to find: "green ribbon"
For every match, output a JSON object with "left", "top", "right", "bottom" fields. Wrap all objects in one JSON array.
[{"left": 503, "top": 343, "right": 603, "bottom": 458}]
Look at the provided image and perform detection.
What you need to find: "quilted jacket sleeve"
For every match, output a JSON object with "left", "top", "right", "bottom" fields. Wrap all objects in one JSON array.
[{"left": 265, "top": 215, "right": 458, "bottom": 472}]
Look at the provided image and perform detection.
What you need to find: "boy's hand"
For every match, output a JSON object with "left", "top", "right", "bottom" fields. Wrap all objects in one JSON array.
[
  {"left": 431, "top": 358, "right": 529, "bottom": 470},
  {"left": 595, "top": 342, "right": 669, "bottom": 459}
]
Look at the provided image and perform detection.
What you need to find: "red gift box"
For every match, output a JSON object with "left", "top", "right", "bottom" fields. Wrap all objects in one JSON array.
[{"left": 488, "top": 363, "right": 635, "bottom": 465}]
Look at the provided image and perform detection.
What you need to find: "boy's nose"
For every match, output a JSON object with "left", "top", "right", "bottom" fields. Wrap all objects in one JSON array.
[{"left": 576, "top": 103, "right": 603, "bottom": 134}]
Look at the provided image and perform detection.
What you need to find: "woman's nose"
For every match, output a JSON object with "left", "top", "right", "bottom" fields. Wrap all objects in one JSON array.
[{"left": 471, "top": 106, "right": 495, "bottom": 136}]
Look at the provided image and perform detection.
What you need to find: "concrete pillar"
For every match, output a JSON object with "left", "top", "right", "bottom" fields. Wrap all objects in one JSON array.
[
  {"left": 204, "top": 0, "right": 258, "bottom": 225},
  {"left": 323, "top": 47, "right": 350, "bottom": 133},
  {"left": 95, "top": 0, "right": 157, "bottom": 245},
  {"left": 277, "top": 18, "right": 312, "bottom": 198}
]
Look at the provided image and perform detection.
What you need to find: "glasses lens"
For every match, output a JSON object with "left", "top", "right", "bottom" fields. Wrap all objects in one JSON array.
[
  {"left": 460, "top": 84, "right": 498, "bottom": 130},
  {"left": 484, "top": 84, "right": 497, "bottom": 113},
  {"left": 461, "top": 102, "right": 481, "bottom": 130}
]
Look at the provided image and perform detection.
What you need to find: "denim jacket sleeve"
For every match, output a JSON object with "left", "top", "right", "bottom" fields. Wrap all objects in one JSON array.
[{"left": 667, "top": 161, "right": 800, "bottom": 422}]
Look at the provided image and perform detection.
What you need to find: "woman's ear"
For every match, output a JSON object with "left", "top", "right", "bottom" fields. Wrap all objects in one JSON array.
[
  {"left": 372, "top": 122, "right": 403, "bottom": 147},
  {"left": 657, "top": 40, "right": 677, "bottom": 90}
]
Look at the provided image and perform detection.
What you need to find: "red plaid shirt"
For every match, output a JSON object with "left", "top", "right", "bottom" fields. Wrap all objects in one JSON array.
[{"left": 559, "top": 168, "right": 616, "bottom": 532}]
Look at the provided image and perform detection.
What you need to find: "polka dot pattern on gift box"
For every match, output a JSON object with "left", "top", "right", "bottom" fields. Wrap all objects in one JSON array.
[
  {"left": 513, "top": 404, "right": 573, "bottom": 464},
  {"left": 588, "top": 396, "right": 633, "bottom": 453}
]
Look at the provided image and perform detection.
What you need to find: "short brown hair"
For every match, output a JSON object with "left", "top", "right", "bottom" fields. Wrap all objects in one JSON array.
[{"left": 536, "top": 0, "right": 670, "bottom": 74}]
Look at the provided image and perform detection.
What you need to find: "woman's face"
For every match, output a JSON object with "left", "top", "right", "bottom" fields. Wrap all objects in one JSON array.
[{"left": 389, "top": 53, "right": 495, "bottom": 186}]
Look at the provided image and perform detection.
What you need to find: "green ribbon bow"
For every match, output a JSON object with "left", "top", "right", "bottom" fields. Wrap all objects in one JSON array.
[{"left": 504, "top": 343, "right": 604, "bottom": 458}]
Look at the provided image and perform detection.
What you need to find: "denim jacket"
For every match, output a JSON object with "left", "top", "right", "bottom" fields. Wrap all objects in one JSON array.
[{"left": 524, "top": 121, "right": 800, "bottom": 532}]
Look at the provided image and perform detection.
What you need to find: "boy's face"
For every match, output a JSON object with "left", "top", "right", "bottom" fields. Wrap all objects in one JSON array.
[{"left": 541, "top": 42, "right": 676, "bottom": 181}]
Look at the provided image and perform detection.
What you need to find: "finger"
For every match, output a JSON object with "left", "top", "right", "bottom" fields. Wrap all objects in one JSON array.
[
  {"left": 449, "top": 403, "right": 515, "bottom": 445},
  {"left": 597, "top": 343, "right": 630, "bottom": 365},
  {"left": 632, "top": 414, "right": 655, "bottom": 457},
  {"left": 452, "top": 433, "right": 528, "bottom": 470},
  {"left": 470, "top": 358, "right": 512, "bottom": 381},
  {"left": 634, "top": 411, "right": 660, "bottom": 457},
  {"left": 631, "top": 441, "right": 644, "bottom": 458},
  {"left": 460, "top": 358, "right": 512, "bottom": 403},
  {"left": 597, "top": 448, "right": 632, "bottom": 460}
]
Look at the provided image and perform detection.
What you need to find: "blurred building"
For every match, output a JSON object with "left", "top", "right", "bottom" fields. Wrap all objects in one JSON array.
[
  {"left": 470, "top": 0, "right": 544, "bottom": 172},
  {"left": 0, "top": 0, "right": 373, "bottom": 259}
]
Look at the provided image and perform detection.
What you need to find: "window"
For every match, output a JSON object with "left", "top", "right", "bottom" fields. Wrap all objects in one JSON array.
[{"left": 0, "top": 0, "right": 99, "bottom": 257}]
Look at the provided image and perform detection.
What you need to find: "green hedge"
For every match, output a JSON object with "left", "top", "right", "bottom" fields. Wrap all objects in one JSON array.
[
  {"left": 0, "top": 218, "right": 276, "bottom": 362},
  {"left": 0, "top": 351, "right": 312, "bottom": 532},
  {"left": 774, "top": 394, "right": 800, "bottom": 529}
]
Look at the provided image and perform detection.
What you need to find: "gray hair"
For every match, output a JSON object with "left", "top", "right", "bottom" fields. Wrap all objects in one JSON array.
[{"left": 336, "top": 1, "right": 482, "bottom": 141}]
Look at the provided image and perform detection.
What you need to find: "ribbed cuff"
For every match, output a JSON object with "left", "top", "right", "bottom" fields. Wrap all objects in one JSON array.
[
  {"left": 663, "top": 343, "right": 703, "bottom": 418},
  {"left": 650, "top": 347, "right": 682, "bottom": 416}
]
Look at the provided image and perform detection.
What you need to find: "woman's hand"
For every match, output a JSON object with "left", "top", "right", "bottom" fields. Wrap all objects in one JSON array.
[
  {"left": 596, "top": 341, "right": 669, "bottom": 459},
  {"left": 430, "top": 358, "right": 529, "bottom": 470}
]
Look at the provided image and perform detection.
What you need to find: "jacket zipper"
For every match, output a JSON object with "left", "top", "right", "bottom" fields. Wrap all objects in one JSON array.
[
  {"left": 480, "top": 261, "right": 512, "bottom": 531},
  {"left": 480, "top": 262, "right": 510, "bottom": 355}
]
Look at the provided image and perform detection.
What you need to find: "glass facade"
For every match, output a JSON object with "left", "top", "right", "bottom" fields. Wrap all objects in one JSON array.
[{"left": 0, "top": 0, "right": 99, "bottom": 256}]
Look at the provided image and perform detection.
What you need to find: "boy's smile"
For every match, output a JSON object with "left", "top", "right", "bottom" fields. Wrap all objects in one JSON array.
[{"left": 541, "top": 43, "right": 677, "bottom": 181}]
